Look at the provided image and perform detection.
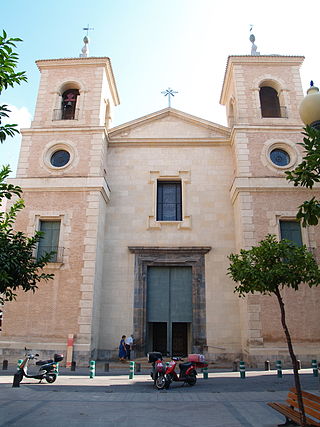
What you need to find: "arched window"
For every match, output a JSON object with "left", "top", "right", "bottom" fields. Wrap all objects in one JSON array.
[
  {"left": 259, "top": 86, "right": 281, "bottom": 118},
  {"left": 61, "top": 89, "right": 79, "bottom": 120}
]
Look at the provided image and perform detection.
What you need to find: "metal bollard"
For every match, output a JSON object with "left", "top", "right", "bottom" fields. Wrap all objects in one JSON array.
[
  {"left": 276, "top": 360, "right": 282, "bottom": 378},
  {"left": 71, "top": 361, "right": 76, "bottom": 371},
  {"left": 135, "top": 362, "right": 141, "bottom": 373},
  {"left": 239, "top": 361, "right": 245, "bottom": 379},
  {"left": 89, "top": 360, "right": 95, "bottom": 378},
  {"left": 2, "top": 360, "right": 8, "bottom": 370},
  {"left": 17, "top": 359, "right": 23, "bottom": 370},
  {"left": 202, "top": 366, "right": 208, "bottom": 379},
  {"left": 264, "top": 360, "right": 270, "bottom": 371},
  {"left": 104, "top": 362, "right": 109, "bottom": 372},
  {"left": 129, "top": 361, "right": 135, "bottom": 379},
  {"left": 312, "top": 359, "right": 318, "bottom": 377}
]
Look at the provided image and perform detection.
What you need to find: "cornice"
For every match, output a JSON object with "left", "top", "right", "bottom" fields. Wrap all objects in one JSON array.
[
  {"left": 108, "top": 138, "right": 230, "bottom": 147},
  {"left": 230, "top": 176, "right": 320, "bottom": 204},
  {"left": 36, "top": 56, "right": 111, "bottom": 68},
  {"left": 7, "top": 176, "right": 111, "bottom": 203},
  {"left": 128, "top": 246, "right": 212, "bottom": 255},
  {"left": 21, "top": 126, "right": 108, "bottom": 136},
  {"left": 230, "top": 124, "right": 304, "bottom": 141}
]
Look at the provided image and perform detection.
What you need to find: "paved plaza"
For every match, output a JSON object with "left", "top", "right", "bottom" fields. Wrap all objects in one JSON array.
[{"left": 0, "top": 368, "right": 319, "bottom": 426}]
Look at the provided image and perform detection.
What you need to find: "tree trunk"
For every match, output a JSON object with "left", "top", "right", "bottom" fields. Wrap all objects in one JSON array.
[{"left": 274, "top": 288, "right": 306, "bottom": 426}]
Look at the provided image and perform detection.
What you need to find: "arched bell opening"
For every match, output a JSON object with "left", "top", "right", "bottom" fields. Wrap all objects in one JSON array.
[{"left": 61, "top": 88, "right": 80, "bottom": 120}]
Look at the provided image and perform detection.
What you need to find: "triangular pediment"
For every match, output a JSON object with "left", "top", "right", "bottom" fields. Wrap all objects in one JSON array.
[{"left": 108, "top": 108, "right": 230, "bottom": 142}]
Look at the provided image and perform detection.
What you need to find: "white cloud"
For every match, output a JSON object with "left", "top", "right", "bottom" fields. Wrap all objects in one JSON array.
[
  {"left": 0, "top": 105, "right": 32, "bottom": 176},
  {"left": 2, "top": 105, "right": 32, "bottom": 129}
]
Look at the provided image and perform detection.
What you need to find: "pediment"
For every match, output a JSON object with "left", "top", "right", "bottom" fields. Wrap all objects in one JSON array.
[{"left": 108, "top": 108, "right": 230, "bottom": 142}]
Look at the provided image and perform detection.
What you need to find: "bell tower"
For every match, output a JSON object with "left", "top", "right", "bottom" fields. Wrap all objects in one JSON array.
[
  {"left": 220, "top": 54, "right": 308, "bottom": 361},
  {"left": 3, "top": 56, "right": 119, "bottom": 362}
]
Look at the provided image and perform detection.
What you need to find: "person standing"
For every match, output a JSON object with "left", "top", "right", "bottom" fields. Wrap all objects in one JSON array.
[
  {"left": 118, "top": 335, "right": 127, "bottom": 362},
  {"left": 125, "top": 334, "right": 134, "bottom": 360}
]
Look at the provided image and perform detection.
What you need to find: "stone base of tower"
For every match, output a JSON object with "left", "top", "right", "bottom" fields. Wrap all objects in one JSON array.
[
  {"left": 0, "top": 340, "right": 95, "bottom": 367},
  {"left": 242, "top": 343, "right": 320, "bottom": 369}
]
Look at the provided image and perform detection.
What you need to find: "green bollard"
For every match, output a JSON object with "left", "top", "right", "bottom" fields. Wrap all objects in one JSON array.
[
  {"left": 276, "top": 360, "right": 282, "bottom": 378},
  {"left": 312, "top": 359, "right": 318, "bottom": 377},
  {"left": 89, "top": 360, "right": 95, "bottom": 378},
  {"left": 202, "top": 366, "right": 208, "bottom": 379},
  {"left": 129, "top": 361, "right": 135, "bottom": 379},
  {"left": 17, "top": 359, "right": 23, "bottom": 370},
  {"left": 239, "top": 361, "right": 245, "bottom": 379}
]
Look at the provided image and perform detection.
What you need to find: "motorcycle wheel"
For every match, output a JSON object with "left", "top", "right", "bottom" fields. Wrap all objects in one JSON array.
[
  {"left": 155, "top": 374, "right": 166, "bottom": 390},
  {"left": 45, "top": 374, "right": 57, "bottom": 383},
  {"left": 186, "top": 373, "right": 197, "bottom": 386}
]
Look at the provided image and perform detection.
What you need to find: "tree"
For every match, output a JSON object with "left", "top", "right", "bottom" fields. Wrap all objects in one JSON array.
[
  {"left": 0, "top": 31, "right": 54, "bottom": 304},
  {"left": 286, "top": 125, "right": 320, "bottom": 227},
  {"left": 0, "top": 30, "right": 27, "bottom": 143},
  {"left": 228, "top": 235, "right": 320, "bottom": 427}
]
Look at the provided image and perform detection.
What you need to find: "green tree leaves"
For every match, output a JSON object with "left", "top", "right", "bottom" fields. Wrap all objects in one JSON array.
[
  {"left": 228, "top": 234, "right": 320, "bottom": 296},
  {"left": 228, "top": 234, "right": 320, "bottom": 426},
  {"left": 286, "top": 125, "right": 320, "bottom": 226}
]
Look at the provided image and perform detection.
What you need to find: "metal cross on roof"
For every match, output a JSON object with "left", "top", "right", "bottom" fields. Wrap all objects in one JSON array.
[
  {"left": 161, "top": 87, "right": 178, "bottom": 108},
  {"left": 83, "top": 24, "right": 94, "bottom": 37}
]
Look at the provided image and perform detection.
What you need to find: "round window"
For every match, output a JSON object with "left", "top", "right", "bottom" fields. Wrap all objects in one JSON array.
[
  {"left": 50, "top": 150, "right": 70, "bottom": 167},
  {"left": 270, "top": 148, "right": 290, "bottom": 167}
]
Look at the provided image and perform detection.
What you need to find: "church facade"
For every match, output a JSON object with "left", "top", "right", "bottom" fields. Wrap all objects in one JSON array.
[{"left": 1, "top": 52, "right": 320, "bottom": 366}]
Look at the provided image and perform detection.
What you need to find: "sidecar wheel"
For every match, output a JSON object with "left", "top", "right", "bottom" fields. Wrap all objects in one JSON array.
[
  {"left": 45, "top": 374, "right": 57, "bottom": 383},
  {"left": 155, "top": 375, "right": 166, "bottom": 390}
]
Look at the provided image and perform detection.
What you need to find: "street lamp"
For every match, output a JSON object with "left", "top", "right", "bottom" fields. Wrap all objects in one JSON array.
[{"left": 299, "top": 81, "right": 320, "bottom": 130}]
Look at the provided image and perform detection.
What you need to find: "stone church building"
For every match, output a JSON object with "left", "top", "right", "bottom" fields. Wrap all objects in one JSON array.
[{"left": 1, "top": 48, "right": 320, "bottom": 365}]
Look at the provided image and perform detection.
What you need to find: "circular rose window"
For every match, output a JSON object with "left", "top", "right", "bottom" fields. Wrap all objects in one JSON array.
[
  {"left": 50, "top": 149, "right": 70, "bottom": 167},
  {"left": 270, "top": 148, "right": 290, "bottom": 167}
]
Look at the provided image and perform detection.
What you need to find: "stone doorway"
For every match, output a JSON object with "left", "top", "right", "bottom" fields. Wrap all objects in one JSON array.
[{"left": 128, "top": 246, "right": 211, "bottom": 357}]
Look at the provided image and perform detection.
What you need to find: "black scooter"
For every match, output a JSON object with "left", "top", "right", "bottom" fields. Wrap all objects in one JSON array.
[{"left": 13, "top": 351, "right": 64, "bottom": 387}]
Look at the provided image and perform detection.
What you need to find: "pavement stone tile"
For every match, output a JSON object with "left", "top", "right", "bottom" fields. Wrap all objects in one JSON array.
[{"left": 0, "top": 369, "right": 319, "bottom": 426}]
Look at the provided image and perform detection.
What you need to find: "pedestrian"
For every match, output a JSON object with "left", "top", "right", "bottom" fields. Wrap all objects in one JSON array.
[
  {"left": 118, "top": 335, "right": 127, "bottom": 362},
  {"left": 125, "top": 334, "right": 134, "bottom": 360}
]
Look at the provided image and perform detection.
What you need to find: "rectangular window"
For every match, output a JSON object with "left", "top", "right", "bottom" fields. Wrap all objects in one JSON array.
[
  {"left": 37, "top": 220, "right": 61, "bottom": 262},
  {"left": 157, "top": 181, "right": 182, "bottom": 221},
  {"left": 279, "top": 220, "right": 303, "bottom": 247}
]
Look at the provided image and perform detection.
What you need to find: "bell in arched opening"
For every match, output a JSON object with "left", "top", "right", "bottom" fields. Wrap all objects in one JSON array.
[{"left": 61, "top": 89, "right": 80, "bottom": 120}]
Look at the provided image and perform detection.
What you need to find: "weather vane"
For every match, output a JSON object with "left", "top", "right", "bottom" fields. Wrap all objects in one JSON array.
[
  {"left": 161, "top": 87, "right": 178, "bottom": 108},
  {"left": 79, "top": 25, "right": 94, "bottom": 58},
  {"left": 83, "top": 24, "right": 94, "bottom": 37},
  {"left": 249, "top": 25, "right": 260, "bottom": 56}
]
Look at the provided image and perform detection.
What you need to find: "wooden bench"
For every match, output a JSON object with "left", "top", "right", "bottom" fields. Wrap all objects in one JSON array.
[{"left": 268, "top": 387, "right": 320, "bottom": 426}]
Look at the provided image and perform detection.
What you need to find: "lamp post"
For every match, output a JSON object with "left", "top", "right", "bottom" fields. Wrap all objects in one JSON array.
[{"left": 299, "top": 81, "right": 320, "bottom": 129}]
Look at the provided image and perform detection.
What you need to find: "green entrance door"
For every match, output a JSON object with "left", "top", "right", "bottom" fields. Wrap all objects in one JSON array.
[{"left": 147, "top": 266, "right": 192, "bottom": 356}]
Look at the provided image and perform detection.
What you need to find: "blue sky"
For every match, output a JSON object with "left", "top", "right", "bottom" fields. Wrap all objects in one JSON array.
[{"left": 1, "top": 0, "right": 320, "bottom": 175}]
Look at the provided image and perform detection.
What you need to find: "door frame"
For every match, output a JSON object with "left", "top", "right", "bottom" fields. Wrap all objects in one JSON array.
[{"left": 128, "top": 246, "right": 211, "bottom": 357}]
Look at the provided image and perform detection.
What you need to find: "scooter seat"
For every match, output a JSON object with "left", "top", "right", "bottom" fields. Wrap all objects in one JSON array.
[
  {"left": 179, "top": 362, "right": 192, "bottom": 369},
  {"left": 36, "top": 359, "right": 53, "bottom": 366}
]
